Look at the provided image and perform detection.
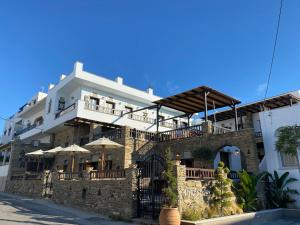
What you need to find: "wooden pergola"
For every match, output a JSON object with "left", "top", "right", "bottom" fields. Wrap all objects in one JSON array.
[
  {"left": 153, "top": 86, "right": 240, "bottom": 131},
  {"left": 122, "top": 85, "right": 240, "bottom": 132},
  {"left": 207, "top": 93, "right": 300, "bottom": 125}
]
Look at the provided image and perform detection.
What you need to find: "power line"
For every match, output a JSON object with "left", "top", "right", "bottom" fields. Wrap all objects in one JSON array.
[{"left": 263, "top": 0, "right": 284, "bottom": 103}]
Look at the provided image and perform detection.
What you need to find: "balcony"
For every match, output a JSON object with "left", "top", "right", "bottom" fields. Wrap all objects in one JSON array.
[
  {"left": 15, "top": 122, "right": 43, "bottom": 136},
  {"left": 84, "top": 101, "right": 177, "bottom": 129},
  {"left": 55, "top": 103, "right": 76, "bottom": 119},
  {"left": 84, "top": 102, "right": 122, "bottom": 116}
]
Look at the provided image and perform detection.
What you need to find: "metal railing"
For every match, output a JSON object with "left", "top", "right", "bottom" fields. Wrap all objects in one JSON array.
[
  {"left": 157, "top": 124, "right": 204, "bottom": 142},
  {"left": 97, "top": 129, "right": 123, "bottom": 140},
  {"left": 255, "top": 131, "right": 263, "bottom": 138},
  {"left": 129, "top": 129, "right": 156, "bottom": 141},
  {"left": 186, "top": 168, "right": 215, "bottom": 180},
  {"left": 228, "top": 171, "right": 240, "bottom": 180},
  {"left": 15, "top": 123, "right": 43, "bottom": 136},
  {"left": 89, "top": 170, "right": 126, "bottom": 179},
  {"left": 55, "top": 103, "right": 76, "bottom": 119}
]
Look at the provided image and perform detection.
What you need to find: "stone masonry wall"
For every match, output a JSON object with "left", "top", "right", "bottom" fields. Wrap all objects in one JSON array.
[
  {"left": 5, "top": 179, "right": 43, "bottom": 198},
  {"left": 175, "top": 164, "right": 212, "bottom": 212},
  {"left": 156, "top": 129, "right": 259, "bottom": 173},
  {"left": 52, "top": 168, "right": 137, "bottom": 218}
]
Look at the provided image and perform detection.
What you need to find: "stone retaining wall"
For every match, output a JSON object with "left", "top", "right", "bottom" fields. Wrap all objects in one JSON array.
[
  {"left": 176, "top": 164, "right": 212, "bottom": 212},
  {"left": 5, "top": 179, "right": 43, "bottom": 198},
  {"left": 52, "top": 168, "right": 137, "bottom": 218}
]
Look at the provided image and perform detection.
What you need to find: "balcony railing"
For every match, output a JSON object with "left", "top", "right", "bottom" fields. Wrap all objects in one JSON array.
[
  {"left": 94, "top": 129, "right": 123, "bottom": 140},
  {"left": 84, "top": 102, "right": 122, "bottom": 116},
  {"left": 85, "top": 101, "right": 177, "bottom": 128},
  {"left": 212, "top": 125, "right": 233, "bottom": 134},
  {"left": 129, "top": 129, "right": 156, "bottom": 141},
  {"left": 55, "top": 103, "right": 76, "bottom": 119},
  {"left": 58, "top": 170, "right": 126, "bottom": 180},
  {"left": 186, "top": 168, "right": 215, "bottom": 180},
  {"left": 157, "top": 124, "right": 204, "bottom": 142},
  {"left": 15, "top": 123, "right": 43, "bottom": 136}
]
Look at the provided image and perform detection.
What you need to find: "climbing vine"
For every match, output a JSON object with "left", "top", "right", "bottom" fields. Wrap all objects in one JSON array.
[{"left": 275, "top": 125, "right": 300, "bottom": 172}]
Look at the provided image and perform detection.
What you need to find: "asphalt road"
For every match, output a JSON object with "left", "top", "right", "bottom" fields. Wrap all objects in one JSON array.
[{"left": 0, "top": 192, "right": 135, "bottom": 225}]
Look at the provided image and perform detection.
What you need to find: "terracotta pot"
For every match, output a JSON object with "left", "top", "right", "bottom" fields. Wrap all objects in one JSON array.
[{"left": 159, "top": 207, "right": 180, "bottom": 225}]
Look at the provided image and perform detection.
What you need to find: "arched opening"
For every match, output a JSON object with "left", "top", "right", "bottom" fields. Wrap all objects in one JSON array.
[{"left": 214, "top": 145, "right": 242, "bottom": 172}]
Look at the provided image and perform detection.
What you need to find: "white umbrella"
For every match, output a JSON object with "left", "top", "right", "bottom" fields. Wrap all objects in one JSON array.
[
  {"left": 26, "top": 149, "right": 44, "bottom": 156},
  {"left": 44, "top": 146, "right": 64, "bottom": 154},
  {"left": 85, "top": 137, "right": 123, "bottom": 170},
  {"left": 61, "top": 145, "right": 90, "bottom": 172},
  {"left": 26, "top": 150, "right": 44, "bottom": 172}
]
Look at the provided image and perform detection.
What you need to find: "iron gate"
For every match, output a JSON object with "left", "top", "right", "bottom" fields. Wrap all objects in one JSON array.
[{"left": 137, "top": 154, "right": 166, "bottom": 219}]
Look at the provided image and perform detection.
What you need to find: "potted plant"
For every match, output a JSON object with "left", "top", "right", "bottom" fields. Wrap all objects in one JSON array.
[{"left": 159, "top": 148, "right": 180, "bottom": 225}]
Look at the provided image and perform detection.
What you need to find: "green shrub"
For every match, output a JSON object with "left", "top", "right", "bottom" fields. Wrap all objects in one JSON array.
[
  {"left": 162, "top": 147, "right": 178, "bottom": 208},
  {"left": 182, "top": 203, "right": 205, "bottom": 221}
]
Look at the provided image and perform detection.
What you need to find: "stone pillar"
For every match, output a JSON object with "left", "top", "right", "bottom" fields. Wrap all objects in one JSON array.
[
  {"left": 202, "top": 121, "right": 213, "bottom": 134},
  {"left": 243, "top": 112, "right": 254, "bottom": 129},
  {"left": 174, "top": 163, "right": 186, "bottom": 212}
]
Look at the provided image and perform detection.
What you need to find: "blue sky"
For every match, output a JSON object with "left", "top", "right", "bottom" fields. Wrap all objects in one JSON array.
[{"left": 0, "top": 0, "right": 300, "bottom": 129}]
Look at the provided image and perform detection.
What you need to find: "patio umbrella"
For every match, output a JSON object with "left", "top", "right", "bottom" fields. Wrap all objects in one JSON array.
[
  {"left": 44, "top": 146, "right": 64, "bottom": 154},
  {"left": 60, "top": 145, "right": 90, "bottom": 173},
  {"left": 26, "top": 149, "right": 45, "bottom": 172},
  {"left": 85, "top": 137, "right": 123, "bottom": 170}
]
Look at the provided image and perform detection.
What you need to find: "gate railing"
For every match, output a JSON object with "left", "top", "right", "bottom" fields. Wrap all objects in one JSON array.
[{"left": 186, "top": 168, "right": 215, "bottom": 180}]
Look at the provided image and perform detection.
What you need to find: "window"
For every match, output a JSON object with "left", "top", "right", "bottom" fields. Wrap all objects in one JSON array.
[
  {"left": 181, "top": 121, "right": 188, "bottom": 128},
  {"left": 8, "top": 128, "right": 11, "bottom": 136},
  {"left": 280, "top": 152, "right": 298, "bottom": 168},
  {"left": 172, "top": 119, "right": 178, "bottom": 128},
  {"left": 159, "top": 115, "right": 165, "bottom": 126},
  {"left": 90, "top": 97, "right": 99, "bottom": 110},
  {"left": 143, "top": 112, "right": 148, "bottom": 122},
  {"left": 106, "top": 101, "right": 115, "bottom": 114},
  {"left": 125, "top": 106, "right": 133, "bottom": 118},
  {"left": 48, "top": 99, "right": 52, "bottom": 114},
  {"left": 58, "top": 97, "right": 65, "bottom": 111},
  {"left": 34, "top": 117, "right": 43, "bottom": 126},
  {"left": 4, "top": 130, "right": 7, "bottom": 136}
]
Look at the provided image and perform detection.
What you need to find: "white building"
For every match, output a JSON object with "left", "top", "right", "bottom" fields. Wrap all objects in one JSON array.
[
  {"left": 1, "top": 61, "right": 187, "bottom": 146},
  {"left": 260, "top": 101, "right": 300, "bottom": 207},
  {"left": 0, "top": 61, "right": 189, "bottom": 186},
  {"left": 209, "top": 90, "right": 300, "bottom": 207}
]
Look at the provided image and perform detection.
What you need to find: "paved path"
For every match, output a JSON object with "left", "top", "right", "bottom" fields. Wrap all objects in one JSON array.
[{"left": 0, "top": 192, "right": 136, "bottom": 225}]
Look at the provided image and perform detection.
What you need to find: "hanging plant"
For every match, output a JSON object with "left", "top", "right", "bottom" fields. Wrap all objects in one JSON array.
[{"left": 275, "top": 125, "right": 300, "bottom": 172}]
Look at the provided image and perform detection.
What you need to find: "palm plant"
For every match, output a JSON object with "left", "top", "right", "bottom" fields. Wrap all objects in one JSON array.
[
  {"left": 234, "top": 170, "right": 266, "bottom": 212},
  {"left": 266, "top": 171, "right": 299, "bottom": 208}
]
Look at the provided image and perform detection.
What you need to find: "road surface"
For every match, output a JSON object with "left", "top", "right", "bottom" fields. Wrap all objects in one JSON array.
[{"left": 0, "top": 192, "right": 135, "bottom": 225}]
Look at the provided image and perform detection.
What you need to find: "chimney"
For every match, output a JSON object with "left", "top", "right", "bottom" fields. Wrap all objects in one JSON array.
[
  {"left": 60, "top": 74, "right": 66, "bottom": 81},
  {"left": 48, "top": 84, "right": 55, "bottom": 91},
  {"left": 115, "top": 76, "right": 123, "bottom": 85},
  {"left": 73, "top": 61, "right": 83, "bottom": 74},
  {"left": 147, "top": 88, "right": 153, "bottom": 95}
]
